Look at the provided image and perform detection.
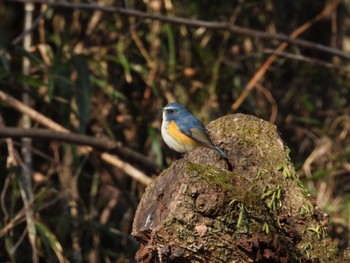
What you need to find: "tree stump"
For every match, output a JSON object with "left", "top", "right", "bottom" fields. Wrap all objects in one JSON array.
[{"left": 132, "top": 114, "right": 342, "bottom": 262}]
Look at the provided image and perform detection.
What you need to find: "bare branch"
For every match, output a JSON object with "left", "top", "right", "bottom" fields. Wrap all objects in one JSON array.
[
  {"left": 0, "top": 128, "right": 161, "bottom": 175},
  {"left": 263, "top": 49, "right": 350, "bottom": 74},
  {"left": 231, "top": 0, "right": 342, "bottom": 110},
  {"left": 0, "top": 127, "right": 116, "bottom": 150},
  {"left": 0, "top": 91, "right": 153, "bottom": 186},
  {"left": 8, "top": 0, "right": 350, "bottom": 61}
]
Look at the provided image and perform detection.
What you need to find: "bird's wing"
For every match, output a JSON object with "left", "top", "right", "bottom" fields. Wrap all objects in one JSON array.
[
  {"left": 176, "top": 114, "right": 215, "bottom": 148},
  {"left": 188, "top": 126, "right": 216, "bottom": 148},
  {"left": 174, "top": 113, "right": 227, "bottom": 158}
]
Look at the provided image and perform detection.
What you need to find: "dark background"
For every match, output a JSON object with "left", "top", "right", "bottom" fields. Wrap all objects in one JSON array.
[{"left": 0, "top": 0, "right": 349, "bottom": 262}]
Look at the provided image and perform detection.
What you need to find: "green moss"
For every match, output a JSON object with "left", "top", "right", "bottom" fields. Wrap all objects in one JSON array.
[
  {"left": 298, "top": 238, "right": 339, "bottom": 262},
  {"left": 261, "top": 184, "right": 283, "bottom": 210},
  {"left": 299, "top": 201, "right": 314, "bottom": 215},
  {"left": 185, "top": 161, "right": 236, "bottom": 193}
]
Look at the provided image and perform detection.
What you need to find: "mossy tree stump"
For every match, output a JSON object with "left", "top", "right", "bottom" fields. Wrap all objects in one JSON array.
[{"left": 132, "top": 114, "right": 341, "bottom": 262}]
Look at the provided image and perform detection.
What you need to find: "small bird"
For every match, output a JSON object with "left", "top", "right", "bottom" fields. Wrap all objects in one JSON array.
[{"left": 161, "top": 102, "right": 228, "bottom": 158}]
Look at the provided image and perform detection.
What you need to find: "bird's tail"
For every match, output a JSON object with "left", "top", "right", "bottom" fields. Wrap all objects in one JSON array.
[{"left": 215, "top": 145, "right": 228, "bottom": 159}]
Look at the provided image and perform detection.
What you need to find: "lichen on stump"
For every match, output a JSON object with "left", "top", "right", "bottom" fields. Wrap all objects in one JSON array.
[{"left": 132, "top": 114, "right": 341, "bottom": 263}]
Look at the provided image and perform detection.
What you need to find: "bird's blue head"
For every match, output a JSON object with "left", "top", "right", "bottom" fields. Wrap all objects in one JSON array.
[{"left": 162, "top": 102, "right": 190, "bottom": 123}]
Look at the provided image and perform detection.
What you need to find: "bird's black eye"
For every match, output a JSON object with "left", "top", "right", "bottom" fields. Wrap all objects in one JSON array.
[{"left": 167, "top": 109, "right": 175, "bottom": 114}]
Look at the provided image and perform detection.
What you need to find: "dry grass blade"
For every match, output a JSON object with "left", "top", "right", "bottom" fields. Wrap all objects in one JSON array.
[
  {"left": 21, "top": 3, "right": 38, "bottom": 261},
  {"left": 35, "top": 221, "right": 66, "bottom": 263}
]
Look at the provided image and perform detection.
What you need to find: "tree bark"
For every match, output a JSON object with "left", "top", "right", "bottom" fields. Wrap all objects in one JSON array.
[{"left": 132, "top": 114, "right": 343, "bottom": 262}]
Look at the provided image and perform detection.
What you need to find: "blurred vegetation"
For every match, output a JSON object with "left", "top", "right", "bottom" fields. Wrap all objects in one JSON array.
[{"left": 0, "top": 0, "right": 349, "bottom": 262}]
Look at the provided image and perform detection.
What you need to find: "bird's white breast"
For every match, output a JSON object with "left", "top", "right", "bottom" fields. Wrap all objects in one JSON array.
[{"left": 161, "top": 118, "right": 197, "bottom": 153}]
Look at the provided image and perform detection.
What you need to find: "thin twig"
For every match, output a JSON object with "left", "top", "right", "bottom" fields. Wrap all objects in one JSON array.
[
  {"left": 0, "top": 191, "right": 63, "bottom": 238},
  {"left": 0, "top": 91, "right": 70, "bottom": 132},
  {"left": 0, "top": 127, "right": 161, "bottom": 175},
  {"left": 0, "top": 91, "right": 160, "bottom": 174},
  {"left": 7, "top": 0, "right": 350, "bottom": 61},
  {"left": 263, "top": 49, "right": 350, "bottom": 74},
  {"left": 0, "top": 91, "right": 153, "bottom": 186},
  {"left": 0, "top": 127, "right": 161, "bottom": 174},
  {"left": 0, "top": 128, "right": 118, "bottom": 150},
  {"left": 101, "top": 153, "right": 152, "bottom": 186},
  {"left": 231, "top": 0, "right": 342, "bottom": 110},
  {"left": 12, "top": 6, "right": 47, "bottom": 45},
  {"left": 255, "top": 83, "right": 278, "bottom": 124}
]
